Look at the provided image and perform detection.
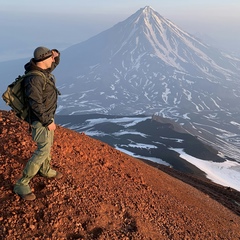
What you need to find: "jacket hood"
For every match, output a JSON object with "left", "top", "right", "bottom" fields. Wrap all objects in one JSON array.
[{"left": 24, "top": 59, "right": 43, "bottom": 73}]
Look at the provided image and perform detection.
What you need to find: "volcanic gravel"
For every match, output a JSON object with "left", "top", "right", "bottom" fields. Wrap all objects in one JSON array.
[{"left": 0, "top": 110, "right": 240, "bottom": 240}]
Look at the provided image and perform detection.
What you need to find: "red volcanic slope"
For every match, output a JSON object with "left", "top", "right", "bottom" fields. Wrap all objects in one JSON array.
[{"left": 0, "top": 110, "right": 239, "bottom": 239}]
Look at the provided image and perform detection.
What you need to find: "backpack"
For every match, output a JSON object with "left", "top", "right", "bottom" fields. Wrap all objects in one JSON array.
[{"left": 2, "top": 70, "right": 47, "bottom": 122}]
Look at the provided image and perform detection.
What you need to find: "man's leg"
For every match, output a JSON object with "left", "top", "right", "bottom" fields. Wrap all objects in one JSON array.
[
  {"left": 14, "top": 121, "right": 52, "bottom": 195},
  {"left": 38, "top": 129, "right": 57, "bottom": 178}
]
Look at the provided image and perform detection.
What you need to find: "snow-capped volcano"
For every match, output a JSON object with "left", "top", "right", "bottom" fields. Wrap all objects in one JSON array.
[
  {"left": 53, "top": 6, "right": 240, "bottom": 162},
  {"left": 56, "top": 6, "right": 240, "bottom": 116}
]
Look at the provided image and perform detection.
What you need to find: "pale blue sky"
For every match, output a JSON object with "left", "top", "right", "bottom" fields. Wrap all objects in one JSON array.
[{"left": 0, "top": 0, "right": 239, "bottom": 61}]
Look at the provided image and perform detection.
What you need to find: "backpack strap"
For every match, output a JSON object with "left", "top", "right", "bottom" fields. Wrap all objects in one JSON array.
[
  {"left": 44, "top": 75, "right": 61, "bottom": 95},
  {"left": 24, "top": 70, "right": 61, "bottom": 95},
  {"left": 24, "top": 70, "right": 47, "bottom": 89},
  {"left": 24, "top": 70, "right": 46, "bottom": 78}
]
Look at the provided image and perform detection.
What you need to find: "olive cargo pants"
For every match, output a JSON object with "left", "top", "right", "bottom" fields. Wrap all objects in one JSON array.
[{"left": 14, "top": 121, "right": 57, "bottom": 195}]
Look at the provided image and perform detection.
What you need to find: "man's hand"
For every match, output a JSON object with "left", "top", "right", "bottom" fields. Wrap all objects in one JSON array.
[
  {"left": 48, "top": 122, "right": 56, "bottom": 131},
  {"left": 52, "top": 50, "right": 59, "bottom": 58},
  {"left": 51, "top": 49, "right": 60, "bottom": 64}
]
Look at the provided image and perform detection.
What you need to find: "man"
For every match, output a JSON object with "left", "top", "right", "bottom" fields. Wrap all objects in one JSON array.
[{"left": 14, "top": 46, "right": 62, "bottom": 200}]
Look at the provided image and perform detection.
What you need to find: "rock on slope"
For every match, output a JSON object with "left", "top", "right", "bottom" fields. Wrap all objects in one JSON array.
[{"left": 0, "top": 110, "right": 240, "bottom": 240}]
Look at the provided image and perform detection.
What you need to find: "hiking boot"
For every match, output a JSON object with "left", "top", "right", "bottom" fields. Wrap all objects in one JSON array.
[
  {"left": 19, "top": 192, "right": 36, "bottom": 201},
  {"left": 54, "top": 171, "right": 63, "bottom": 179},
  {"left": 38, "top": 170, "right": 63, "bottom": 179}
]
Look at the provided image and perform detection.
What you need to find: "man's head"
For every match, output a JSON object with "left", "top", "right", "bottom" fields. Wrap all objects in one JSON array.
[
  {"left": 33, "top": 46, "right": 58, "bottom": 69},
  {"left": 34, "top": 46, "right": 52, "bottom": 62}
]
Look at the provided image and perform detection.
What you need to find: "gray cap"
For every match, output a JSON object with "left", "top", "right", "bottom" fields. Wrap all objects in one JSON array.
[{"left": 33, "top": 46, "right": 52, "bottom": 62}]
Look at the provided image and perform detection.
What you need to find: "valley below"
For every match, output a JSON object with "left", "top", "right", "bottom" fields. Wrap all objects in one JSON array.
[{"left": 56, "top": 113, "right": 240, "bottom": 192}]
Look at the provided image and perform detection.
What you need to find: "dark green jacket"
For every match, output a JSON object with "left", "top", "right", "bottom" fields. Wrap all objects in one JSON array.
[{"left": 23, "top": 55, "right": 60, "bottom": 127}]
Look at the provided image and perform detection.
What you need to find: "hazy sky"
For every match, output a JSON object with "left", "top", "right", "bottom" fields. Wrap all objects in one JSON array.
[{"left": 1, "top": 0, "right": 240, "bottom": 61}]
